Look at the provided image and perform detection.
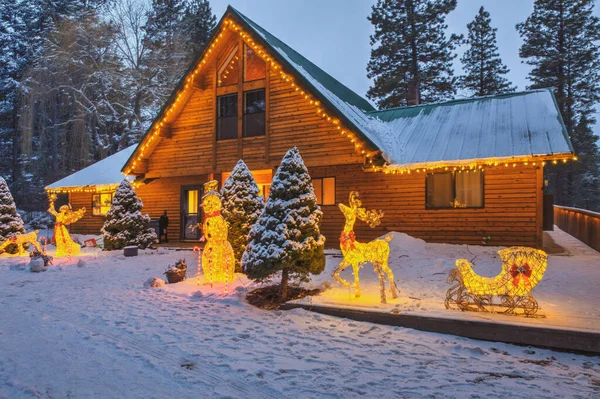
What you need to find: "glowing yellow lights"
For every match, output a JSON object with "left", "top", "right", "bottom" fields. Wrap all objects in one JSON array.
[
  {"left": 445, "top": 247, "right": 548, "bottom": 317},
  {"left": 48, "top": 194, "right": 86, "bottom": 257},
  {"left": 332, "top": 192, "right": 397, "bottom": 304},
  {"left": 0, "top": 231, "right": 42, "bottom": 256},
  {"left": 200, "top": 181, "right": 235, "bottom": 291}
]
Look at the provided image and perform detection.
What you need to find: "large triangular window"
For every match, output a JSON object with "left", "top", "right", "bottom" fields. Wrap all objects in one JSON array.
[
  {"left": 218, "top": 45, "right": 239, "bottom": 87},
  {"left": 244, "top": 43, "right": 266, "bottom": 81}
]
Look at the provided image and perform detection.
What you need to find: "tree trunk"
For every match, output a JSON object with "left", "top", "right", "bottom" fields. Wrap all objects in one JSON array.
[{"left": 279, "top": 268, "right": 289, "bottom": 301}]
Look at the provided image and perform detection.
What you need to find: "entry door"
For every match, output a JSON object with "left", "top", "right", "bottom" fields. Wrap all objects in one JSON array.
[{"left": 181, "top": 186, "right": 201, "bottom": 241}]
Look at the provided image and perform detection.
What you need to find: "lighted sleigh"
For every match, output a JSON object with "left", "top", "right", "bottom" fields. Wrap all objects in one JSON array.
[{"left": 445, "top": 247, "right": 548, "bottom": 317}]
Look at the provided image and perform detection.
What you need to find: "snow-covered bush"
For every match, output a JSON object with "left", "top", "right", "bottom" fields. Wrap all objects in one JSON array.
[
  {"left": 242, "top": 147, "right": 326, "bottom": 300},
  {"left": 144, "top": 277, "right": 165, "bottom": 288},
  {"left": 0, "top": 176, "right": 26, "bottom": 254},
  {"left": 101, "top": 180, "right": 157, "bottom": 250},
  {"left": 28, "top": 212, "right": 53, "bottom": 230},
  {"left": 220, "top": 160, "right": 264, "bottom": 272}
]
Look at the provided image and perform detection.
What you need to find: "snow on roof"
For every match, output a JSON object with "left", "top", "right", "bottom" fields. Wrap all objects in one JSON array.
[
  {"left": 46, "top": 145, "right": 136, "bottom": 190},
  {"left": 367, "top": 89, "right": 574, "bottom": 167}
]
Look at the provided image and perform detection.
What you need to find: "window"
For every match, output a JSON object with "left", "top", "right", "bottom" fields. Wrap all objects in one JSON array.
[
  {"left": 313, "top": 177, "right": 335, "bottom": 205},
  {"left": 217, "top": 93, "right": 238, "bottom": 140},
  {"left": 92, "top": 192, "right": 113, "bottom": 216},
  {"left": 244, "top": 43, "right": 266, "bottom": 81},
  {"left": 243, "top": 89, "right": 265, "bottom": 137},
  {"left": 218, "top": 46, "right": 239, "bottom": 87},
  {"left": 426, "top": 171, "right": 483, "bottom": 209}
]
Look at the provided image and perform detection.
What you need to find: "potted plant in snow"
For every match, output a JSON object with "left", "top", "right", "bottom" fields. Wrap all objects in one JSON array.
[{"left": 164, "top": 259, "right": 187, "bottom": 283}]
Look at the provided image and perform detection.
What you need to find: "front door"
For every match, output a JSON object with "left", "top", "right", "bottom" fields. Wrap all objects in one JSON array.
[{"left": 181, "top": 185, "right": 201, "bottom": 241}]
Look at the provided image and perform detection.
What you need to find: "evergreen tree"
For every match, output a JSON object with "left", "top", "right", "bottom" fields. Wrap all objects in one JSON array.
[
  {"left": 102, "top": 180, "right": 157, "bottom": 250},
  {"left": 518, "top": 0, "right": 600, "bottom": 211},
  {"left": 242, "top": 148, "right": 326, "bottom": 300},
  {"left": 0, "top": 176, "right": 26, "bottom": 254},
  {"left": 367, "top": 0, "right": 462, "bottom": 108},
  {"left": 220, "top": 160, "right": 264, "bottom": 272},
  {"left": 182, "top": 0, "right": 217, "bottom": 58},
  {"left": 460, "top": 6, "right": 515, "bottom": 96}
]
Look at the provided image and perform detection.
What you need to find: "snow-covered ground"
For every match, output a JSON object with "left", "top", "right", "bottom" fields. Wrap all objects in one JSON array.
[{"left": 0, "top": 230, "right": 599, "bottom": 398}]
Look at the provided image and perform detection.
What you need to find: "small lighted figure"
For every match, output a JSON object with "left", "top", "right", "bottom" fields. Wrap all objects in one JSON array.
[
  {"left": 48, "top": 194, "right": 86, "bottom": 257},
  {"left": 332, "top": 192, "right": 397, "bottom": 304},
  {"left": 0, "top": 230, "right": 42, "bottom": 256},
  {"left": 200, "top": 181, "right": 234, "bottom": 288},
  {"left": 445, "top": 246, "right": 548, "bottom": 316}
]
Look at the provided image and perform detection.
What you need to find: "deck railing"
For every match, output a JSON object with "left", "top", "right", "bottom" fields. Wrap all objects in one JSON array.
[{"left": 554, "top": 205, "right": 600, "bottom": 252}]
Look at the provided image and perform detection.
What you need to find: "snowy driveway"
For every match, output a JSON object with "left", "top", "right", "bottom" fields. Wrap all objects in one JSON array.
[{"left": 0, "top": 246, "right": 599, "bottom": 398}]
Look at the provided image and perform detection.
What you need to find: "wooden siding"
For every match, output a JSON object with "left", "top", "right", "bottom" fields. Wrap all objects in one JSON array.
[
  {"left": 69, "top": 192, "right": 104, "bottom": 235},
  {"left": 309, "top": 163, "right": 543, "bottom": 248}
]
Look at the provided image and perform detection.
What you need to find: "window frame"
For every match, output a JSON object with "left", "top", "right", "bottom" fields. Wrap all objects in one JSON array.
[
  {"left": 243, "top": 88, "right": 266, "bottom": 138},
  {"left": 216, "top": 93, "right": 239, "bottom": 141},
  {"left": 425, "top": 171, "right": 484, "bottom": 210},
  {"left": 92, "top": 191, "right": 114, "bottom": 216},
  {"left": 313, "top": 177, "right": 336, "bottom": 206}
]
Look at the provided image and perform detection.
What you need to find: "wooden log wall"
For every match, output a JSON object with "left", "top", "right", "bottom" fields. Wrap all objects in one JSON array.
[
  {"left": 309, "top": 163, "right": 543, "bottom": 248},
  {"left": 69, "top": 192, "right": 104, "bottom": 235},
  {"left": 554, "top": 205, "right": 600, "bottom": 252}
]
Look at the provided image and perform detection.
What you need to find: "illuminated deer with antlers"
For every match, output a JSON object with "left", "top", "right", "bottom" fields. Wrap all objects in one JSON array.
[{"left": 332, "top": 192, "right": 397, "bottom": 303}]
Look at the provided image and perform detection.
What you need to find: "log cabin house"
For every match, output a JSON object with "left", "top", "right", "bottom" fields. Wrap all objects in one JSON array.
[{"left": 46, "top": 6, "right": 575, "bottom": 249}]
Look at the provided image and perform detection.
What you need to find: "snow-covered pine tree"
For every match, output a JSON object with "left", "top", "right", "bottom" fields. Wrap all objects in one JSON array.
[
  {"left": 367, "top": 0, "right": 462, "bottom": 108},
  {"left": 460, "top": 6, "right": 515, "bottom": 97},
  {"left": 242, "top": 147, "right": 325, "bottom": 300},
  {"left": 518, "top": 0, "right": 600, "bottom": 211},
  {"left": 102, "top": 180, "right": 157, "bottom": 250},
  {"left": 0, "top": 176, "right": 26, "bottom": 254},
  {"left": 220, "top": 160, "right": 264, "bottom": 272}
]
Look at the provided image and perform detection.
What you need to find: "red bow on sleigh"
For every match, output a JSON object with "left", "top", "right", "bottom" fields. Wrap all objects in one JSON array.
[
  {"left": 510, "top": 262, "right": 532, "bottom": 288},
  {"left": 339, "top": 231, "right": 356, "bottom": 251}
]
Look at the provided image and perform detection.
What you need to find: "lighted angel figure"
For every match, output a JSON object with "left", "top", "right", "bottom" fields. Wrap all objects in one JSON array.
[
  {"left": 200, "top": 181, "right": 235, "bottom": 286},
  {"left": 48, "top": 194, "right": 86, "bottom": 257},
  {"left": 445, "top": 247, "right": 548, "bottom": 316},
  {"left": 332, "top": 191, "right": 397, "bottom": 304}
]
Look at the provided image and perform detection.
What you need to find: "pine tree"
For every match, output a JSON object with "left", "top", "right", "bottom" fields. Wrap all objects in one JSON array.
[
  {"left": 220, "top": 160, "right": 264, "bottom": 273},
  {"left": 367, "top": 0, "right": 462, "bottom": 108},
  {"left": 102, "top": 180, "right": 157, "bottom": 250},
  {"left": 242, "top": 148, "right": 326, "bottom": 300},
  {"left": 0, "top": 176, "right": 26, "bottom": 254},
  {"left": 518, "top": 0, "right": 600, "bottom": 211},
  {"left": 182, "top": 0, "right": 217, "bottom": 58},
  {"left": 460, "top": 6, "right": 515, "bottom": 97}
]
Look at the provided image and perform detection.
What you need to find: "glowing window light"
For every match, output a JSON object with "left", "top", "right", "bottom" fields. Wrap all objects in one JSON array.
[
  {"left": 445, "top": 246, "right": 548, "bottom": 317},
  {"left": 200, "top": 181, "right": 235, "bottom": 291},
  {"left": 48, "top": 194, "right": 86, "bottom": 257},
  {"left": 332, "top": 192, "right": 397, "bottom": 304}
]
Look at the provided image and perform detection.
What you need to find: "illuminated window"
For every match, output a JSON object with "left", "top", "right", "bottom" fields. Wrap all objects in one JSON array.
[
  {"left": 187, "top": 190, "right": 199, "bottom": 215},
  {"left": 217, "top": 45, "right": 239, "bottom": 87},
  {"left": 92, "top": 192, "right": 114, "bottom": 216},
  {"left": 243, "top": 89, "right": 265, "bottom": 137},
  {"left": 244, "top": 43, "right": 266, "bottom": 81},
  {"left": 426, "top": 171, "right": 483, "bottom": 209},
  {"left": 217, "top": 93, "right": 238, "bottom": 140},
  {"left": 313, "top": 177, "right": 335, "bottom": 205}
]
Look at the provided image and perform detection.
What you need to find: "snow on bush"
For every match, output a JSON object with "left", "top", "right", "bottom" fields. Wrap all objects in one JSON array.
[
  {"left": 220, "top": 160, "right": 264, "bottom": 272},
  {"left": 102, "top": 180, "right": 157, "bottom": 250},
  {"left": 0, "top": 177, "right": 26, "bottom": 254},
  {"left": 242, "top": 147, "right": 325, "bottom": 299},
  {"left": 144, "top": 277, "right": 165, "bottom": 288}
]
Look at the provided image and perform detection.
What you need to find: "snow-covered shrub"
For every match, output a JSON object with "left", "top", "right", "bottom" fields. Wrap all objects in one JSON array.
[
  {"left": 28, "top": 213, "right": 53, "bottom": 230},
  {"left": 0, "top": 176, "right": 26, "bottom": 254},
  {"left": 144, "top": 277, "right": 165, "bottom": 288},
  {"left": 242, "top": 147, "right": 326, "bottom": 300},
  {"left": 220, "top": 160, "right": 264, "bottom": 272},
  {"left": 101, "top": 180, "right": 157, "bottom": 250}
]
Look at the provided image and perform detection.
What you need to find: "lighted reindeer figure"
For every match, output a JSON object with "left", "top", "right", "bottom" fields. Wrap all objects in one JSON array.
[
  {"left": 332, "top": 192, "right": 397, "bottom": 303},
  {"left": 0, "top": 230, "right": 42, "bottom": 256}
]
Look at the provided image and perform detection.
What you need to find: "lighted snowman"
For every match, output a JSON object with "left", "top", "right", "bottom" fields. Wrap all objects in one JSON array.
[{"left": 201, "top": 180, "right": 235, "bottom": 284}]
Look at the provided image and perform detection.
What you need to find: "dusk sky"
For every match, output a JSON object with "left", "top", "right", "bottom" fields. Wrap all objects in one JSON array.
[{"left": 208, "top": 0, "right": 600, "bottom": 137}]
